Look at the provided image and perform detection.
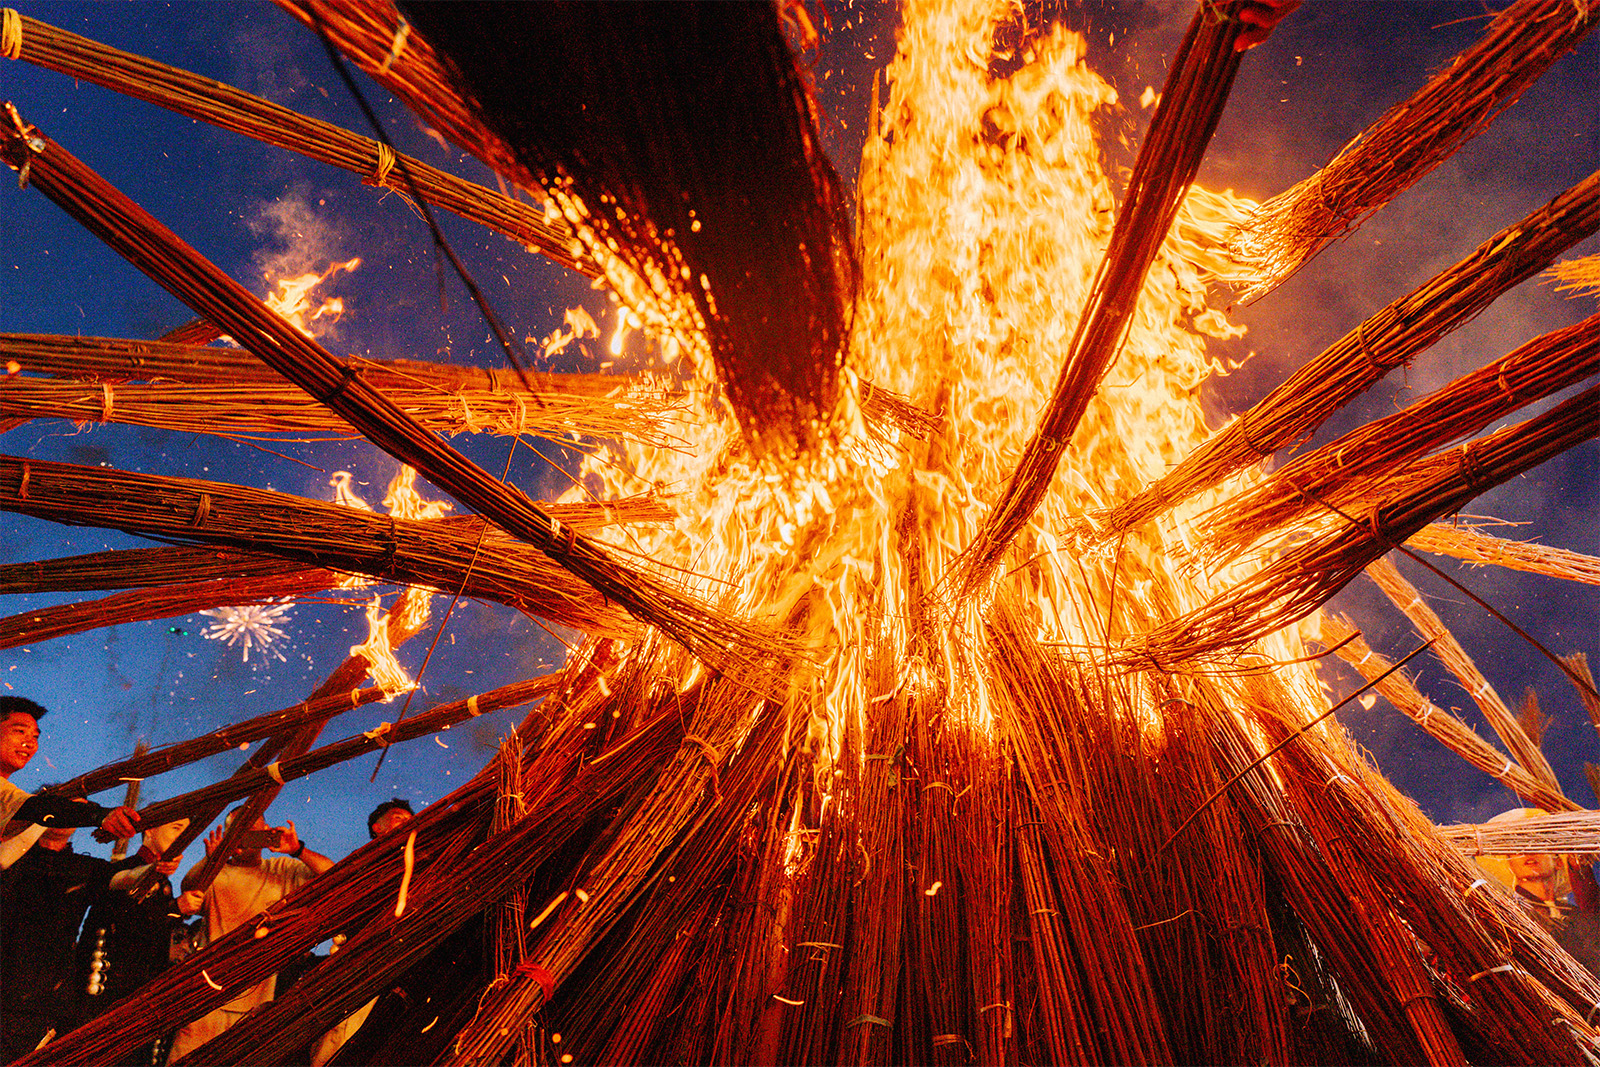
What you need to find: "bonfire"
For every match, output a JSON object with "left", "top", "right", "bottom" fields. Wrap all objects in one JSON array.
[{"left": 2, "top": 0, "right": 1599, "bottom": 1064}]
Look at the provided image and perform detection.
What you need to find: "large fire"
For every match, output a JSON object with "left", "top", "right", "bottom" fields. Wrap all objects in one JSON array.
[{"left": 574, "top": 1, "right": 1293, "bottom": 764}]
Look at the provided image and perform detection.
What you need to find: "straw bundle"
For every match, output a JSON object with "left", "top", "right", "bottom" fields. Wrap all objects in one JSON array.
[
  {"left": 1, "top": 369, "right": 680, "bottom": 447},
  {"left": 1440, "top": 810, "right": 1600, "bottom": 856},
  {"left": 1318, "top": 616, "right": 1576, "bottom": 814},
  {"left": 0, "top": 116, "right": 787, "bottom": 679},
  {"left": 1125, "top": 384, "right": 1598, "bottom": 665},
  {"left": 1205, "top": 311, "right": 1600, "bottom": 557},
  {"left": 1225, "top": 0, "right": 1596, "bottom": 300},
  {"left": 1364, "top": 555, "right": 1564, "bottom": 795},
  {"left": 1406, "top": 522, "right": 1600, "bottom": 587},
  {"left": 180, "top": 651, "right": 688, "bottom": 1067},
  {"left": 42, "top": 682, "right": 389, "bottom": 801},
  {"left": 0, "top": 566, "right": 338, "bottom": 650},
  {"left": 2, "top": 333, "right": 626, "bottom": 396},
  {"left": 1103, "top": 171, "right": 1600, "bottom": 537},
  {"left": 0, "top": 455, "right": 640, "bottom": 637},
  {"left": 957, "top": 1, "right": 1255, "bottom": 593},
  {"left": 2, "top": 11, "right": 592, "bottom": 275},
  {"left": 1, "top": 544, "right": 325, "bottom": 593},
  {"left": 135, "top": 677, "right": 557, "bottom": 827}
]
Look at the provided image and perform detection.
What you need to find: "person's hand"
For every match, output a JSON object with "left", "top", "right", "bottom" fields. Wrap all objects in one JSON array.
[
  {"left": 93, "top": 805, "right": 141, "bottom": 843},
  {"left": 156, "top": 856, "right": 183, "bottom": 877},
  {"left": 1234, "top": 0, "right": 1301, "bottom": 51},
  {"left": 271, "top": 820, "right": 301, "bottom": 855},
  {"left": 203, "top": 824, "right": 226, "bottom": 857}
]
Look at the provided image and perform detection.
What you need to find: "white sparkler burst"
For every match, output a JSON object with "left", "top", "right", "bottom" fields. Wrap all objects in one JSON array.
[{"left": 198, "top": 601, "right": 295, "bottom": 663}]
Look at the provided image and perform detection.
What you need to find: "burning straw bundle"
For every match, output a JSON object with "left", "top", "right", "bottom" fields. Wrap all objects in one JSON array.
[
  {"left": 1125, "top": 384, "right": 1598, "bottom": 665},
  {"left": 0, "top": 455, "right": 643, "bottom": 636},
  {"left": 1103, "top": 171, "right": 1600, "bottom": 537},
  {"left": 1226, "top": 0, "right": 1597, "bottom": 299},
  {"left": 1204, "top": 311, "right": 1600, "bottom": 558},
  {"left": 0, "top": 114, "right": 787, "bottom": 679}
]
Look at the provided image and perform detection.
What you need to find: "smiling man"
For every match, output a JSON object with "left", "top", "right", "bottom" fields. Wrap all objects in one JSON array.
[{"left": 0, "top": 697, "right": 140, "bottom": 869}]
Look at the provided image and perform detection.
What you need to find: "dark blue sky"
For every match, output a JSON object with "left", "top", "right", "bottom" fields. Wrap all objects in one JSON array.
[{"left": 2, "top": 2, "right": 1596, "bottom": 865}]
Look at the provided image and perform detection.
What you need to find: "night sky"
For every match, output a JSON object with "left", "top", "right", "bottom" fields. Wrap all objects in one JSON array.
[{"left": 2, "top": 2, "right": 1596, "bottom": 868}]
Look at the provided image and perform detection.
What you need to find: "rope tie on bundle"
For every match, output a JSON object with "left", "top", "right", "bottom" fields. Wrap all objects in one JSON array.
[
  {"left": 363, "top": 721, "right": 394, "bottom": 747},
  {"left": 466, "top": 695, "right": 481, "bottom": 717},
  {"left": 369, "top": 141, "right": 395, "bottom": 188},
  {"left": 1464, "top": 877, "right": 1491, "bottom": 899},
  {"left": 1468, "top": 962, "right": 1516, "bottom": 983},
  {"left": 846, "top": 1014, "right": 892, "bottom": 1030},
  {"left": 16, "top": 460, "right": 29, "bottom": 500},
  {"left": 1353, "top": 318, "right": 1386, "bottom": 376},
  {"left": 0, "top": 9, "right": 21, "bottom": 61},
  {"left": 265, "top": 761, "right": 285, "bottom": 786},
  {"left": 191, "top": 492, "right": 211, "bottom": 527},
  {"left": 100, "top": 381, "right": 114, "bottom": 423}
]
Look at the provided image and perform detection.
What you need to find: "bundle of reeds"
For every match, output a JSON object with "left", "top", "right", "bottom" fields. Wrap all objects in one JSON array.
[
  {"left": 957, "top": 0, "right": 1255, "bottom": 593},
  {"left": 2, "top": 333, "right": 680, "bottom": 446},
  {"left": 3, "top": 11, "right": 591, "bottom": 274},
  {"left": 1407, "top": 521, "right": 1600, "bottom": 586},
  {"left": 0, "top": 116, "right": 787, "bottom": 680},
  {"left": 1364, "top": 556, "right": 1564, "bottom": 795},
  {"left": 1102, "top": 171, "right": 1600, "bottom": 537},
  {"left": 2, "top": 333, "right": 625, "bottom": 396},
  {"left": 0, "top": 455, "right": 641, "bottom": 637},
  {"left": 1125, "top": 384, "right": 1598, "bottom": 665},
  {"left": 1204, "top": 311, "right": 1600, "bottom": 558},
  {"left": 1225, "top": 0, "right": 1596, "bottom": 300},
  {"left": 1440, "top": 809, "right": 1600, "bottom": 856},
  {"left": 0, "top": 566, "right": 339, "bottom": 649},
  {"left": 1318, "top": 616, "right": 1576, "bottom": 813}
]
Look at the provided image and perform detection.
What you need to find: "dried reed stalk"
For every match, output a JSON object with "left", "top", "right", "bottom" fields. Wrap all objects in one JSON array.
[
  {"left": 1239, "top": 673, "right": 1595, "bottom": 1065},
  {"left": 136, "top": 677, "right": 556, "bottom": 827},
  {"left": 448, "top": 667, "right": 785, "bottom": 1065},
  {"left": 1365, "top": 556, "right": 1563, "bottom": 796},
  {"left": 1127, "top": 384, "right": 1598, "bottom": 664},
  {"left": 365, "top": 1, "right": 856, "bottom": 454},
  {"left": 1, "top": 544, "right": 321, "bottom": 593},
  {"left": 0, "top": 454, "right": 638, "bottom": 637},
  {"left": 2, "top": 333, "right": 624, "bottom": 395},
  {"left": 0, "top": 567, "right": 336, "bottom": 650},
  {"left": 958, "top": 1, "right": 1253, "bottom": 593},
  {"left": 3, "top": 12, "right": 592, "bottom": 274},
  {"left": 1440, "top": 810, "right": 1600, "bottom": 855},
  {"left": 1549, "top": 252, "right": 1600, "bottom": 297},
  {"left": 1226, "top": 0, "right": 1596, "bottom": 300},
  {"left": 1104, "top": 171, "right": 1600, "bottom": 536},
  {"left": 1319, "top": 616, "right": 1576, "bottom": 813},
  {"left": 1206, "top": 311, "right": 1600, "bottom": 556},
  {"left": 0, "top": 116, "right": 786, "bottom": 679},
  {"left": 1, "top": 493, "right": 672, "bottom": 597},
  {"left": 43, "top": 683, "right": 387, "bottom": 800},
  {"left": 1, "top": 369, "right": 680, "bottom": 447},
  {"left": 1406, "top": 522, "right": 1600, "bottom": 586}
]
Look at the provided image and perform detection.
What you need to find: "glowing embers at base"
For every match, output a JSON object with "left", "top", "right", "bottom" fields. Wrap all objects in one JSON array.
[{"left": 199, "top": 600, "right": 295, "bottom": 663}]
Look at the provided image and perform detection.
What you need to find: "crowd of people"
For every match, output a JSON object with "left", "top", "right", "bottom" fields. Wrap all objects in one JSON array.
[{"left": 0, "top": 696, "right": 417, "bottom": 1064}]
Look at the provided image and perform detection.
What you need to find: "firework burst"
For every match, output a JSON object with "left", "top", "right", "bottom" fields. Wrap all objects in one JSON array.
[{"left": 198, "top": 600, "right": 294, "bottom": 663}]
